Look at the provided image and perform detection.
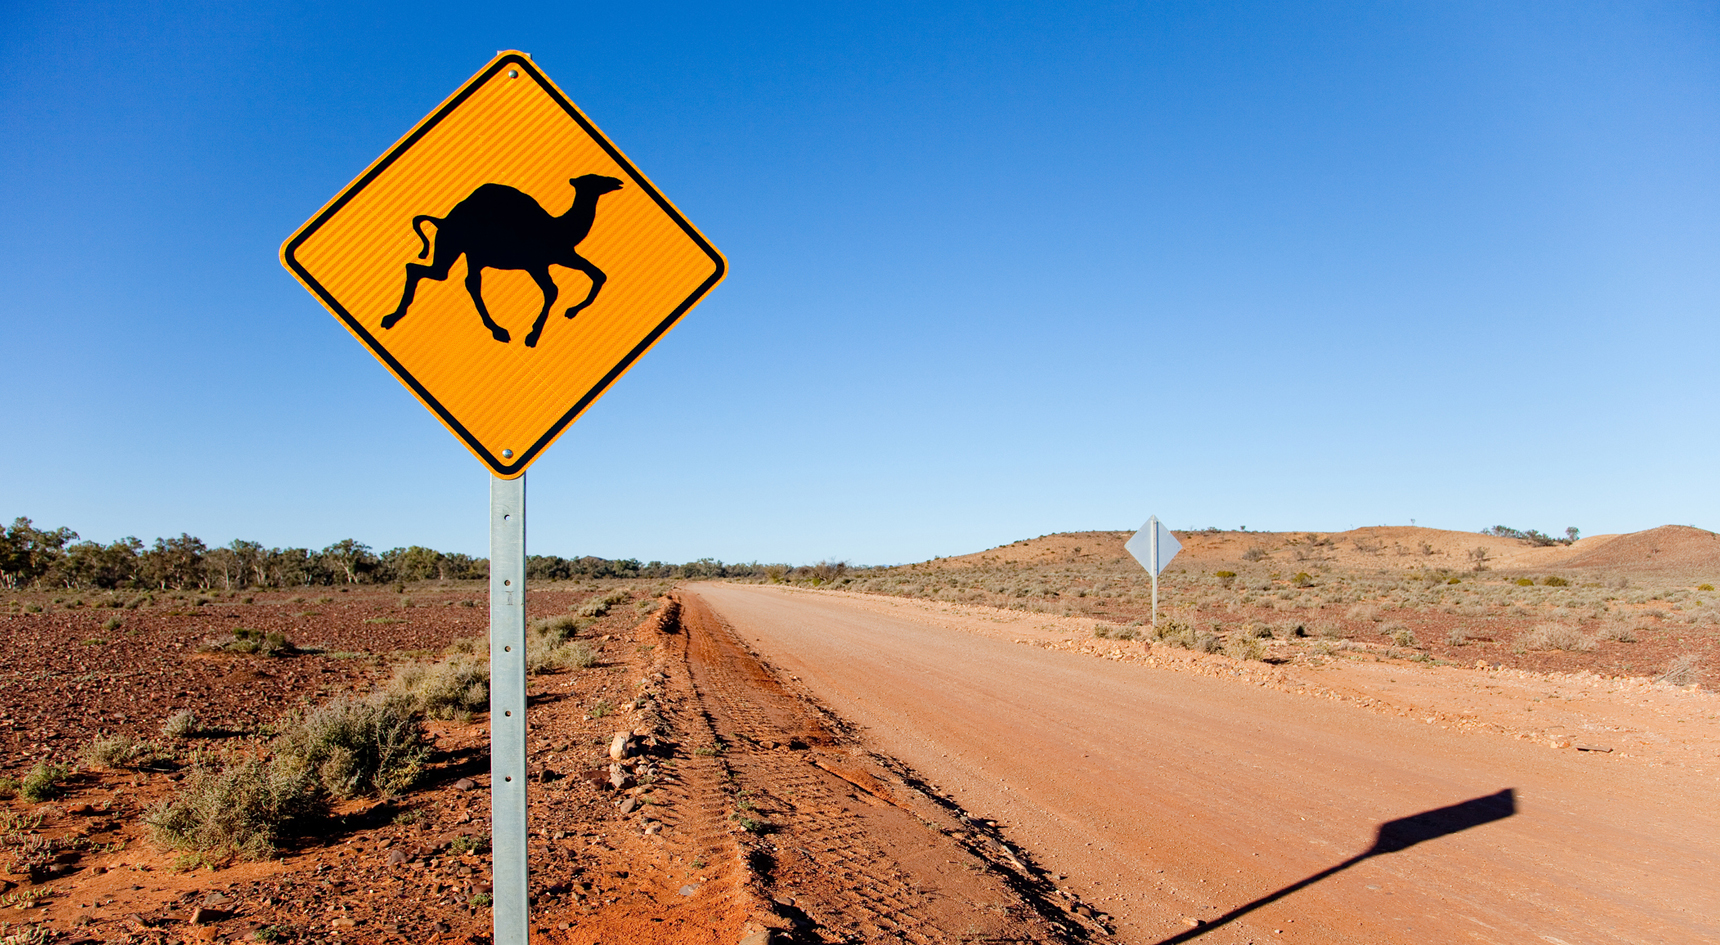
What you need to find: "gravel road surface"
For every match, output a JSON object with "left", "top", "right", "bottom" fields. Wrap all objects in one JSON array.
[{"left": 690, "top": 583, "right": 1717, "bottom": 945}]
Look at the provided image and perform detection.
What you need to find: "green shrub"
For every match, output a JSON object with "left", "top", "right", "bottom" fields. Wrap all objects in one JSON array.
[
  {"left": 576, "top": 589, "right": 630, "bottom": 619},
  {"left": 18, "top": 763, "right": 69, "bottom": 802},
  {"left": 1541, "top": 576, "right": 1570, "bottom": 587},
  {"left": 525, "top": 617, "right": 598, "bottom": 674},
  {"left": 1214, "top": 571, "right": 1237, "bottom": 588},
  {"left": 1445, "top": 628, "right": 1472, "bottom": 646},
  {"left": 1698, "top": 584, "right": 1715, "bottom": 592},
  {"left": 1515, "top": 578, "right": 1535, "bottom": 587},
  {"left": 447, "top": 833, "right": 489, "bottom": 856},
  {"left": 0, "top": 777, "right": 18, "bottom": 799},
  {"left": 528, "top": 639, "right": 596, "bottom": 674},
  {"left": 144, "top": 753, "right": 322, "bottom": 860},
  {"left": 1092, "top": 625, "right": 1111, "bottom": 639},
  {"left": 388, "top": 656, "right": 489, "bottom": 721},
  {"left": 272, "top": 696, "right": 426, "bottom": 799},
  {"left": 1293, "top": 572, "right": 1315, "bottom": 587},
  {"left": 202, "top": 628, "right": 292, "bottom": 657}
]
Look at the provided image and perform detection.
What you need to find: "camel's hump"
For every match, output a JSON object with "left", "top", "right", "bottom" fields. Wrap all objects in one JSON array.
[{"left": 450, "top": 183, "right": 548, "bottom": 215}]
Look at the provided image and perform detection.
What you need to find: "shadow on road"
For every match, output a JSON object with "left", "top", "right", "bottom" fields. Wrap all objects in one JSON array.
[{"left": 1150, "top": 788, "right": 1517, "bottom": 944}]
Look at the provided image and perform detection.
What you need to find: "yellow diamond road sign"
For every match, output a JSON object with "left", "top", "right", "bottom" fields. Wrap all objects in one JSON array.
[{"left": 281, "top": 51, "right": 726, "bottom": 478}]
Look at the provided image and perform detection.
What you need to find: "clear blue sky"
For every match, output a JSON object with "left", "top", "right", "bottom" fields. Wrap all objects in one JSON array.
[{"left": 2, "top": 1, "right": 1715, "bottom": 565}]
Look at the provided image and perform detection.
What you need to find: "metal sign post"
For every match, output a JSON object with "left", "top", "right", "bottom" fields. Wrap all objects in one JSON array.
[
  {"left": 280, "top": 51, "right": 727, "bottom": 945},
  {"left": 489, "top": 473, "right": 528, "bottom": 943},
  {"left": 1125, "top": 516, "right": 1182, "bottom": 628},
  {"left": 1150, "top": 524, "right": 1160, "bottom": 626}
]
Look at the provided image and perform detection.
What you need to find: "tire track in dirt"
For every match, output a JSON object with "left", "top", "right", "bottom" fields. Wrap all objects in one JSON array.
[{"left": 670, "top": 592, "right": 1103, "bottom": 944}]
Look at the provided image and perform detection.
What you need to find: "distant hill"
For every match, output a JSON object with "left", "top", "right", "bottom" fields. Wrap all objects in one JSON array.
[{"left": 930, "top": 524, "right": 1720, "bottom": 581}]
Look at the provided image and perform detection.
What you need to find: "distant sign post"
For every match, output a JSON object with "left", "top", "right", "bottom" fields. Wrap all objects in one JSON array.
[
  {"left": 1126, "top": 516, "right": 1181, "bottom": 626},
  {"left": 281, "top": 50, "right": 725, "bottom": 945}
]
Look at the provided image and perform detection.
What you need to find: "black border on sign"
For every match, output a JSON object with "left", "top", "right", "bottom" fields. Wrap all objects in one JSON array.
[{"left": 281, "top": 53, "right": 726, "bottom": 478}]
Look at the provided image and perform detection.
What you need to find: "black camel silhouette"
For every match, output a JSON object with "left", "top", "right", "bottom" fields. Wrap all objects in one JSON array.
[{"left": 381, "top": 174, "right": 624, "bottom": 348}]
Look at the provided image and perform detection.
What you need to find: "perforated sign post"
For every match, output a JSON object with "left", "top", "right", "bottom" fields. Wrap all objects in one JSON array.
[
  {"left": 1126, "top": 516, "right": 1181, "bottom": 626},
  {"left": 281, "top": 50, "right": 725, "bottom": 944}
]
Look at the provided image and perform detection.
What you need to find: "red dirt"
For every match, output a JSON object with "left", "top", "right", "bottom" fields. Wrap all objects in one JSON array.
[{"left": 690, "top": 582, "right": 1720, "bottom": 945}]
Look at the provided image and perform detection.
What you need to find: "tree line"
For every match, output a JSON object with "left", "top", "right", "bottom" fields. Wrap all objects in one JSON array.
[{"left": 0, "top": 516, "right": 781, "bottom": 591}]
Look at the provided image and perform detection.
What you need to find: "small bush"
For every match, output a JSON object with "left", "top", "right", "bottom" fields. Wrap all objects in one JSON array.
[
  {"left": 273, "top": 697, "right": 426, "bottom": 799},
  {"left": 1271, "top": 620, "right": 1305, "bottom": 640},
  {"left": 1380, "top": 621, "right": 1417, "bottom": 647},
  {"left": 1214, "top": 571, "right": 1237, "bottom": 587},
  {"left": 576, "top": 589, "right": 630, "bottom": 619},
  {"left": 17, "top": 762, "right": 70, "bottom": 802},
  {"left": 145, "top": 753, "right": 322, "bottom": 860},
  {"left": 1241, "top": 547, "right": 1268, "bottom": 562},
  {"left": 1113, "top": 626, "right": 1140, "bottom": 641},
  {"left": 0, "top": 777, "right": 18, "bottom": 799},
  {"left": 1658, "top": 655, "right": 1703, "bottom": 687},
  {"left": 1346, "top": 604, "right": 1382, "bottom": 623},
  {"left": 1698, "top": 584, "right": 1715, "bottom": 592},
  {"left": 1594, "top": 624, "right": 1637, "bottom": 643},
  {"left": 448, "top": 833, "right": 489, "bottom": 855},
  {"left": 1515, "top": 578, "right": 1535, "bottom": 587},
  {"left": 1521, "top": 623, "right": 1595, "bottom": 652},
  {"left": 529, "top": 639, "right": 596, "bottom": 674},
  {"left": 1223, "top": 634, "right": 1265, "bottom": 661},
  {"left": 1293, "top": 572, "right": 1315, "bottom": 587},
  {"left": 1158, "top": 622, "right": 1223, "bottom": 653},
  {"left": 529, "top": 614, "right": 584, "bottom": 640},
  {"left": 523, "top": 616, "right": 597, "bottom": 673},
  {"left": 1309, "top": 620, "right": 1343, "bottom": 639},
  {"left": 388, "top": 656, "right": 489, "bottom": 721},
  {"left": 101, "top": 616, "right": 123, "bottom": 632},
  {"left": 162, "top": 710, "right": 200, "bottom": 739},
  {"left": 80, "top": 735, "right": 172, "bottom": 770},
  {"left": 1541, "top": 576, "right": 1570, "bottom": 587},
  {"left": 203, "top": 628, "right": 292, "bottom": 657},
  {"left": 1232, "top": 622, "right": 1268, "bottom": 639},
  {"left": 1092, "top": 625, "right": 1112, "bottom": 639}
]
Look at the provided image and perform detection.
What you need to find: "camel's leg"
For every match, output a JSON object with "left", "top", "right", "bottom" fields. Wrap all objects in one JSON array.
[
  {"left": 383, "top": 228, "right": 458, "bottom": 329},
  {"left": 561, "top": 254, "right": 608, "bottom": 320},
  {"left": 523, "top": 268, "right": 560, "bottom": 349},
  {"left": 382, "top": 249, "right": 458, "bottom": 329},
  {"left": 464, "top": 265, "right": 510, "bottom": 343}
]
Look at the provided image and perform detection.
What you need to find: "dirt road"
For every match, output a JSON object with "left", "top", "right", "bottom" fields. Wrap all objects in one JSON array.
[{"left": 689, "top": 583, "right": 1718, "bottom": 945}]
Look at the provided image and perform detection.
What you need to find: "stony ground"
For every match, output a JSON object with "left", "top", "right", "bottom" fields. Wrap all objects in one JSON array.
[
  {"left": 1, "top": 523, "right": 1714, "bottom": 944},
  {"left": 827, "top": 525, "right": 1720, "bottom": 684},
  {"left": 0, "top": 583, "right": 1094, "bottom": 945}
]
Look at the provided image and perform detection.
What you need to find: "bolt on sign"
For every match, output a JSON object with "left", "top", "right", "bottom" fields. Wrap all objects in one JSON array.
[{"left": 280, "top": 51, "right": 726, "bottom": 477}]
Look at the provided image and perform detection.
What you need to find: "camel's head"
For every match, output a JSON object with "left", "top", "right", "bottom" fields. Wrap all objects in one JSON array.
[{"left": 571, "top": 174, "right": 624, "bottom": 196}]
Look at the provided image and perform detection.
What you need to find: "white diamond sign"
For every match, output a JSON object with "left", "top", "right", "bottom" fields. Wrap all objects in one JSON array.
[{"left": 1126, "top": 515, "right": 1181, "bottom": 576}]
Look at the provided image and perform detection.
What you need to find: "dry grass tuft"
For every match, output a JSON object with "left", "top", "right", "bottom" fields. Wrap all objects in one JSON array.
[
  {"left": 1520, "top": 623, "right": 1596, "bottom": 652},
  {"left": 1657, "top": 655, "right": 1704, "bottom": 687}
]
